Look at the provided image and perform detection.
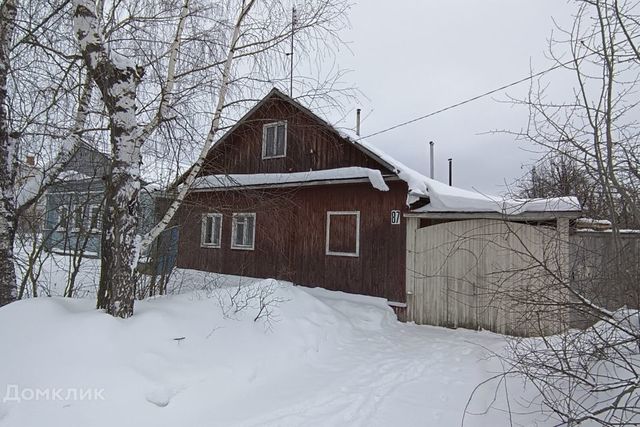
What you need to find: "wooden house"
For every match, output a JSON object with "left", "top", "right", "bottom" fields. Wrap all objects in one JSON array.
[
  {"left": 43, "top": 142, "right": 110, "bottom": 256},
  {"left": 176, "top": 88, "right": 583, "bottom": 332},
  {"left": 175, "top": 88, "right": 413, "bottom": 312},
  {"left": 43, "top": 142, "right": 160, "bottom": 257}
]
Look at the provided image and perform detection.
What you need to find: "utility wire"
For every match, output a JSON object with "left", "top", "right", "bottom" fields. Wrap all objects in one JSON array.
[{"left": 356, "top": 52, "right": 597, "bottom": 141}]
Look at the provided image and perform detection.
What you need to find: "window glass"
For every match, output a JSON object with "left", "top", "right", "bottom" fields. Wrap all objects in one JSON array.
[
  {"left": 276, "top": 124, "right": 286, "bottom": 154},
  {"left": 202, "top": 214, "right": 222, "bottom": 247},
  {"left": 326, "top": 212, "right": 360, "bottom": 257},
  {"left": 262, "top": 122, "right": 286, "bottom": 158},
  {"left": 265, "top": 126, "right": 275, "bottom": 156},
  {"left": 232, "top": 214, "right": 255, "bottom": 249}
]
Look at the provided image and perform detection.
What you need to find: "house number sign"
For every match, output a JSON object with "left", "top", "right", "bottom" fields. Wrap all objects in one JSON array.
[{"left": 391, "top": 210, "right": 401, "bottom": 225}]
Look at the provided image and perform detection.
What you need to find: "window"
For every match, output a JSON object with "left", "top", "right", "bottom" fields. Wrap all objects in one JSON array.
[
  {"left": 71, "top": 205, "right": 84, "bottom": 232},
  {"left": 44, "top": 196, "right": 54, "bottom": 230},
  {"left": 262, "top": 121, "right": 287, "bottom": 159},
  {"left": 87, "top": 205, "right": 102, "bottom": 232},
  {"left": 201, "top": 213, "right": 222, "bottom": 248},
  {"left": 231, "top": 213, "right": 256, "bottom": 250},
  {"left": 56, "top": 206, "right": 68, "bottom": 230},
  {"left": 326, "top": 211, "right": 360, "bottom": 257}
]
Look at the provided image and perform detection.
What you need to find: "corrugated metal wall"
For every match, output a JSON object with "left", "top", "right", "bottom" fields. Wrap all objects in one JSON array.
[{"left": 406, "top": 218, "right": 569, "bottom": 336}]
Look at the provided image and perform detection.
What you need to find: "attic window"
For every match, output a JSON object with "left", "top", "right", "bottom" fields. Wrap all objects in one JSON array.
[
  {"left": 325, "top": 211, "right": 360, "bottom": 257},
  {"left": 262, "top": 121, "right": 287, "bottom": 159}
]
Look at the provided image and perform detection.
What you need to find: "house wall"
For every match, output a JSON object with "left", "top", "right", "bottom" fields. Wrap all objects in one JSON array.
[
  {"left": 43, "top": 179, "right": 105, "bottom": 255},
  {"left": 176, "top": 181, "right": 408, "bottom": 303},
  {"left": 43, "top": 180, "right": 159, "bottom": 256},
  {"left": 201, "top": 96, "right": 392, "bottom": 175}
]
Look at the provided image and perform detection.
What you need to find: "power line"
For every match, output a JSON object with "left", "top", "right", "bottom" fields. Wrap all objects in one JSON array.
[{"left": 357, "top": 52, "right": 595, "bottom": 141}]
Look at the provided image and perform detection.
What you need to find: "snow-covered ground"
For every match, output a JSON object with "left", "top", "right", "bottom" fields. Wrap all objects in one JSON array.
[{"left": 0, "top": 267, "right": 557, "bottom": 427}]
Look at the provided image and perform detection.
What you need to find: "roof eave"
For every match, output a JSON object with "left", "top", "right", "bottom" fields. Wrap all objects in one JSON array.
[{"left": 405, "top": 210, "right": 583, "bottom": 220}]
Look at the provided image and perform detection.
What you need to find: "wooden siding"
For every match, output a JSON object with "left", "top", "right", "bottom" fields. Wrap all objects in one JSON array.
[
  {"left": 406, "top": 218, "right": 569, "bottom": 336},
  {"left": 176, "top": 181, "right": 408, "bottom": 303},
  {"left": 201, "top": 96, "right": 392, "bottom": 176}
]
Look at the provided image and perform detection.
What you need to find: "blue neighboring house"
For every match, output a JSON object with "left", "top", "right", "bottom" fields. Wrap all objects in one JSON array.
[{"left": 43, "top": 142, "right": 163, "bottom": 258}]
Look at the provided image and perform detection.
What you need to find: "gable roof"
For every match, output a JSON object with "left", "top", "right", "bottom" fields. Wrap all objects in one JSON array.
[
  {"left": 207, "top": 87, "right": 398, "bottom": 173},
  {"left": 190, "top": 88, "right": 581, "bottom": 216}
]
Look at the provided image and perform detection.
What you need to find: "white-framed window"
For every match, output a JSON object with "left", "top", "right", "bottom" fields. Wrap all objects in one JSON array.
[
  {"left": 87, "top": 205, "right": 102, "bottom": 232},
  {"left": 262, "top": 121, "right": 287, "bottom": 159},
  {"left": 325, "top": 211, "right": 360, "bottom": 257},
  {"left": 55, "top": 203, "right": 82, "bottom": 232},
  {"left": 69, "top": 204, "right": 84, "bottom": 232},
  {"left": 231, "top": 213, "right": 256, "bottom": 250},
  {"left": 201, "top": 213, "right": 223, "bottom": 248},
  {"left": 56, "top": 206, "right": 69, "bottom": 230}
]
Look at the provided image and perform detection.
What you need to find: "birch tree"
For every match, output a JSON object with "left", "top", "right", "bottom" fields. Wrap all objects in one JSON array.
[
  {"left": 0, "top": 0, "right": 18, "bottom": 307},
  {"left": 0, "top": 0, "right": 95, "bottom": 306},
  {"left": 72, "top": 0, "right": 145, "bottom": 317}
]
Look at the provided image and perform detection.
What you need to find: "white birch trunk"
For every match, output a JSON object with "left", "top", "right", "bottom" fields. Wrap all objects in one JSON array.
[
  {"left": 73, "top": 0, "right": 142, "bottom": 318},
  {"left": 0, "top": 0, "right": 18, "bottom": 307},
  {"left": 139, "top": 0, "right": 256, "bottom": 254}
]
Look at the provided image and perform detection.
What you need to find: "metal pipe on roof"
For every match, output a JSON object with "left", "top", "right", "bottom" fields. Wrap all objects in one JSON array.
[
  {"left": 356, "top": 108, "right": 361, "bottom": 136},
  {"left": 429, "top": 141, "right": 434, "bottom": 179}
]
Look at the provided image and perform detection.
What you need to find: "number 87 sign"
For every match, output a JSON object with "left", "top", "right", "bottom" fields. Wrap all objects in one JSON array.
[{"left": 391, "top": 210, "right": 401, "bottom": 225}]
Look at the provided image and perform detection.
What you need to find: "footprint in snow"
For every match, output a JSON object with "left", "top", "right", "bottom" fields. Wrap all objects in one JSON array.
[{"left": 145, "top": 387, "right": 177, "bottom": 408}]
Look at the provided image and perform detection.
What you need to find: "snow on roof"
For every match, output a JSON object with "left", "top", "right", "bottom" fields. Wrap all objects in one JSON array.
[
  {"left": 15, "top": 171, "right": 44, "bottom": 207},
  {"left": 411, "top": 175, "right": 581, "bottom": 214},
  {"left": 335, "top": 129, "right": 581, "bottom": 215},
  {"left": 333, "top": 129, "right": 429, "bottom": 199},
  {"left": 576, "top": 217, "right": 612, "bottom": 228},
  {"left": 575, "top": 218, "right": 640, "bottom": 233},
  {"left": 195, "top": 89, "right": 581, "bottom": 215},
  {"left": 192, "top": 167, "right": 390, "bottom": 192},
  {"left": 57, "top": 170, "right": 94, "bottom": 181}
]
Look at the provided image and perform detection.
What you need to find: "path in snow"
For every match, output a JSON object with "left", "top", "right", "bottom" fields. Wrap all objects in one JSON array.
[{"left": 234, "top": 291, "right": 515, "bottom": 427}]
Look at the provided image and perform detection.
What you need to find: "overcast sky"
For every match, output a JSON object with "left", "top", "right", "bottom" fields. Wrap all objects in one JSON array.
[{"left": 328, "top": 1, "right": 578, "bottom": 194}]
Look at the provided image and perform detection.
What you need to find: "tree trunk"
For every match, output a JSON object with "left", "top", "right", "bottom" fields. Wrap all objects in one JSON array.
[
  {"left": 73, "top": 0, "right": 142, "bottom": 318},
  {"left": 0, "top": 187, "right": 16, "bottom": 307},
  {"left": 0, "top": 0, "right": 18, "bottom": 307},
  {"left": 96, "top": 153, "right": 141, "bottom": 316}
]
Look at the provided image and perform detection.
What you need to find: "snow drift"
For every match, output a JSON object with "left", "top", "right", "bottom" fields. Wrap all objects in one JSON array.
[{"left": 0, "top": 271, "right": 535, "bottom": 427}]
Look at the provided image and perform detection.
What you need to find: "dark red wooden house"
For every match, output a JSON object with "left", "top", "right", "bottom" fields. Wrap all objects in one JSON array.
[
  {"left": 175, "top": 88, "right": 420, "bottom": 313},
  {"left": 174, "top": 88, "right": 583, "bottom": 333}
]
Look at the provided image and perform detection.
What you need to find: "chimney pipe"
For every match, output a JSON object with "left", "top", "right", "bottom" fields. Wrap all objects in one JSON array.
[
  {"left": 448, "top": 158, "right": 453, "bottom": 186},
  {"left": 356, "top": 108, "right": 361, "bottom": 136},
  {"left": 429, "top": 141, "right": 434, "bottom": 179}
]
